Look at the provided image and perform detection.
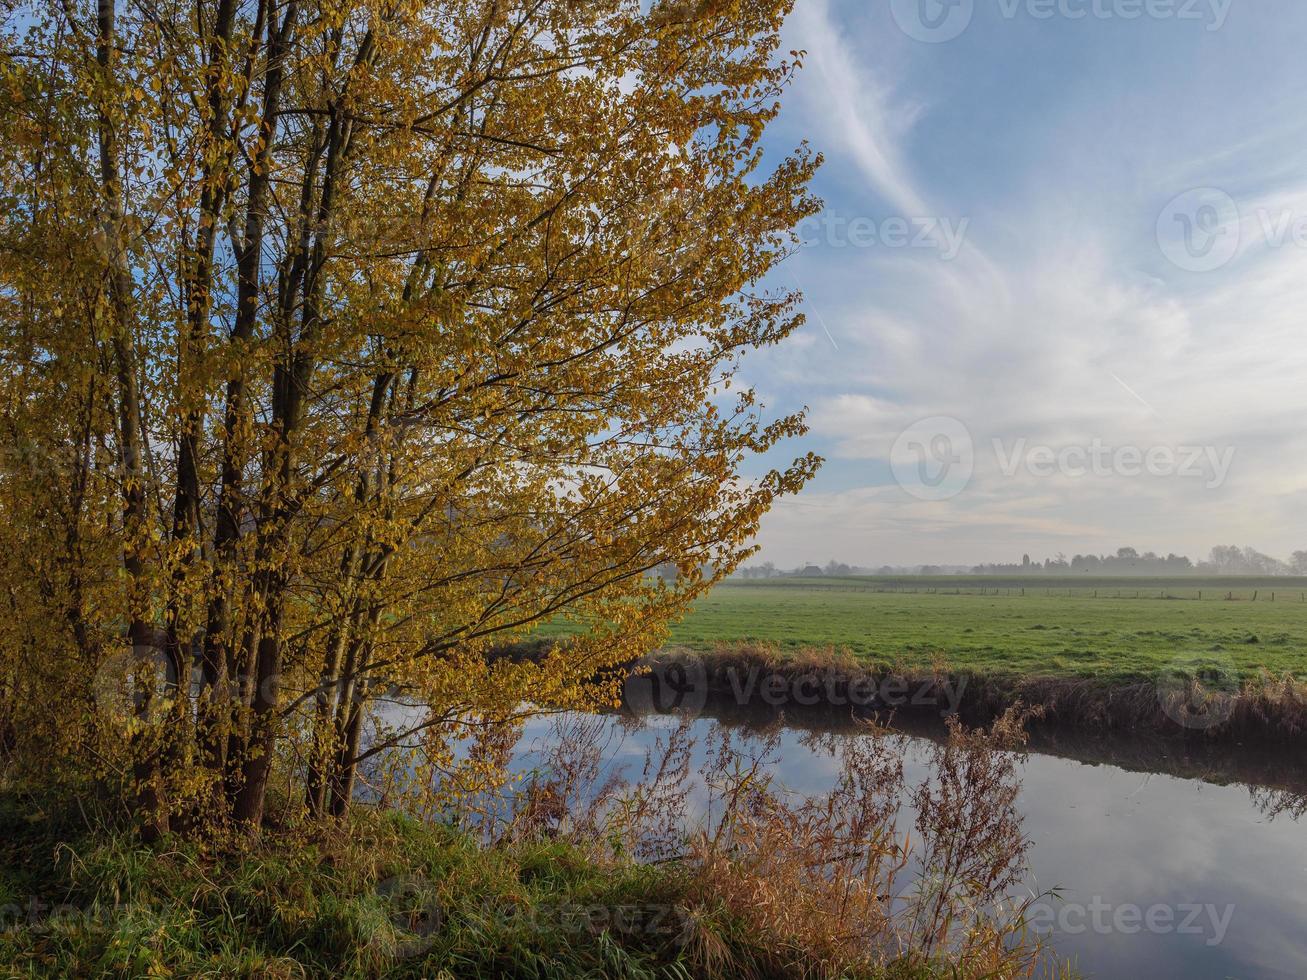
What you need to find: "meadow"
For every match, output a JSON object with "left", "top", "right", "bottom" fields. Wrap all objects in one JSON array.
[{"left": 662, "top": 577, "right": 1307, "bottom": 685}]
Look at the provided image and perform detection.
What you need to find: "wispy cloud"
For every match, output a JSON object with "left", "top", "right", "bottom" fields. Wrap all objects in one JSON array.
[
  {"left": 788, "top": 0, "right": 929, "bottom": 216},
  {"left": 746, "top": 0, "right": 1307, "bottom": 566}
]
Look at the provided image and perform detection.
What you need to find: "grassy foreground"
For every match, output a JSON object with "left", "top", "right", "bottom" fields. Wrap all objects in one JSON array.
[
  {"left": 0, "top": 796, "right": 699, "bottom": 979},
  {"left": 0, "top": 790, "right": 979, "bottom": 980},
  {"left": 661, "top": 578, "right": 1307, "bottom": 685}
]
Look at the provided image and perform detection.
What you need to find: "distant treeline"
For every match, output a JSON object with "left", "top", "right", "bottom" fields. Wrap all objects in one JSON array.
[{"left": 735, "top": 546, "right": 1307, "bottom": 579}]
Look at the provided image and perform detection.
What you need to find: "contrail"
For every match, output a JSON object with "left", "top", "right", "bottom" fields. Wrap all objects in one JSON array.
[
  {"left": 1108, "top": 371, "right": 1161, "bottom": 418},
  {"left": 787, "top": 269, "right": 840, "bottom": 351}
]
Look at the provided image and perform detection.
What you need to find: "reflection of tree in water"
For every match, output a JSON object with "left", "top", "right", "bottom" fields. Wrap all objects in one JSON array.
[
  {"left": 484, "top": 708, "right": 1057, "bottom": 975},
  {"left": 1251, "top": 785, "right": 1307, "bottom": 821}
]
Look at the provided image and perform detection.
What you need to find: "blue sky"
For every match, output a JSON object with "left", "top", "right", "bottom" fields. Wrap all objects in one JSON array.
[{"left": 740, "top": 0, "right": 1307, "bottom": 567}]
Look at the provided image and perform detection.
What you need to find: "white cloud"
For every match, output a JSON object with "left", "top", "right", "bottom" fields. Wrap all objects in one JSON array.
[{"left": 743, "top": 1, "right": 1307, "bottom": 566}]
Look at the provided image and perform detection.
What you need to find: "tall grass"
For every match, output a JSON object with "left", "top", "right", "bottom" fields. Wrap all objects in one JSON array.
[
  {"left": 483, "top": 707, "right": 1065, "bottom": 978},
  {"left": 0, "top": 709, "right": 1071, "bottom": 978}
]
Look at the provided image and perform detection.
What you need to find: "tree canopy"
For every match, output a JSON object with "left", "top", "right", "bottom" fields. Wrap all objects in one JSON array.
[{"left": 0, "top": 0, "right": 819, "bottom": 834}]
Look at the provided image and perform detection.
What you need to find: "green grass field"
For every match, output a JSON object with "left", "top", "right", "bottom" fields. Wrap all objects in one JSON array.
[{"left": 665, "top": 577, "right": 1307, "bottom": 684}]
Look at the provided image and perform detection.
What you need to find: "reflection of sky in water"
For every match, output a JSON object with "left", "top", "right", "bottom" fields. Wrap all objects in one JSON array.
[
  {"left": 1015, "top": 753, "right": 1307, "bottom": 979},
  {"left": 368, "top": 706, "right": 1307, "bottom": 978}
]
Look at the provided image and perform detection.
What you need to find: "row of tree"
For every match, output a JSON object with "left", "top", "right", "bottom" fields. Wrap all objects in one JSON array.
[
  {"left": 975, "top": 546, "right": 1307, "bottom": 576},
  {"left": 737, "top": 546, "right": 1307, "bottom": 579}
]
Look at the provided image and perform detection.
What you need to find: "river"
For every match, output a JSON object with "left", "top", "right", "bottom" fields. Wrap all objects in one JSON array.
[{"left": 367, "top": 701, "right": 1307, "bottom": 977}]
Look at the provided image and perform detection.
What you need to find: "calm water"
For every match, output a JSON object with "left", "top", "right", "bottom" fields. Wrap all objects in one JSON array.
[{"left": 371, "top": 704, "right": 1307, "bottom": 977}]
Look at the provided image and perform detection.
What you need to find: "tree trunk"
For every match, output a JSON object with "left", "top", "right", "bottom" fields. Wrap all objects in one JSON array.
[
  {"left": 200, "top": 0, "right": 296, "bottom": 824},
  {"left": 95, "top": 0, "right": 169, "bottom": 842}
]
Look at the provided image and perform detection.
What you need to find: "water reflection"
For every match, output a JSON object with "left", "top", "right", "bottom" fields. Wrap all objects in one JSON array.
[{"left": 364, "top": 703, "right": 1307, "bottom": 978}]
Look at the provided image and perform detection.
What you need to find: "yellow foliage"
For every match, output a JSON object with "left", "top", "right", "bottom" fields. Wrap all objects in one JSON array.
[{"left": 0, "top": 0, "right": 819, "bottom": 834}]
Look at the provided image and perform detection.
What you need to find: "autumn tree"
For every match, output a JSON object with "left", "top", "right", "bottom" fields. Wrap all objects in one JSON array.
[{"left": 0, "top": 0, "right": 819, "bottom": 835}]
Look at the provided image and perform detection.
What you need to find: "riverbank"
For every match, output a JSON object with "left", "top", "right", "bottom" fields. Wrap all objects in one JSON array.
[
  {"left": 682, "top": 682, "right": 1307, "bottom": 802},
  {"left": 0, "top": 794, "right": 685, "bottom": 978},
  {"left": 0, "top": 786, "right": 1045, "bottom": 979},
  {"left": 627, "top": 644, "right": 1307, "bottom": 746}
]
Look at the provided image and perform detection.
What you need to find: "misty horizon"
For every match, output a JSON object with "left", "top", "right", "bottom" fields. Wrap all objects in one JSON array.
[{"left": 737, "top": 544, "right": 1307, "bottom": 577}]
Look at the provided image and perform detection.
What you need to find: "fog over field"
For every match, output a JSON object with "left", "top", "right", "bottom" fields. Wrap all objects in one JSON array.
[{"left": 740, "top": 0, "right": 1307, "bottom": 567}]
